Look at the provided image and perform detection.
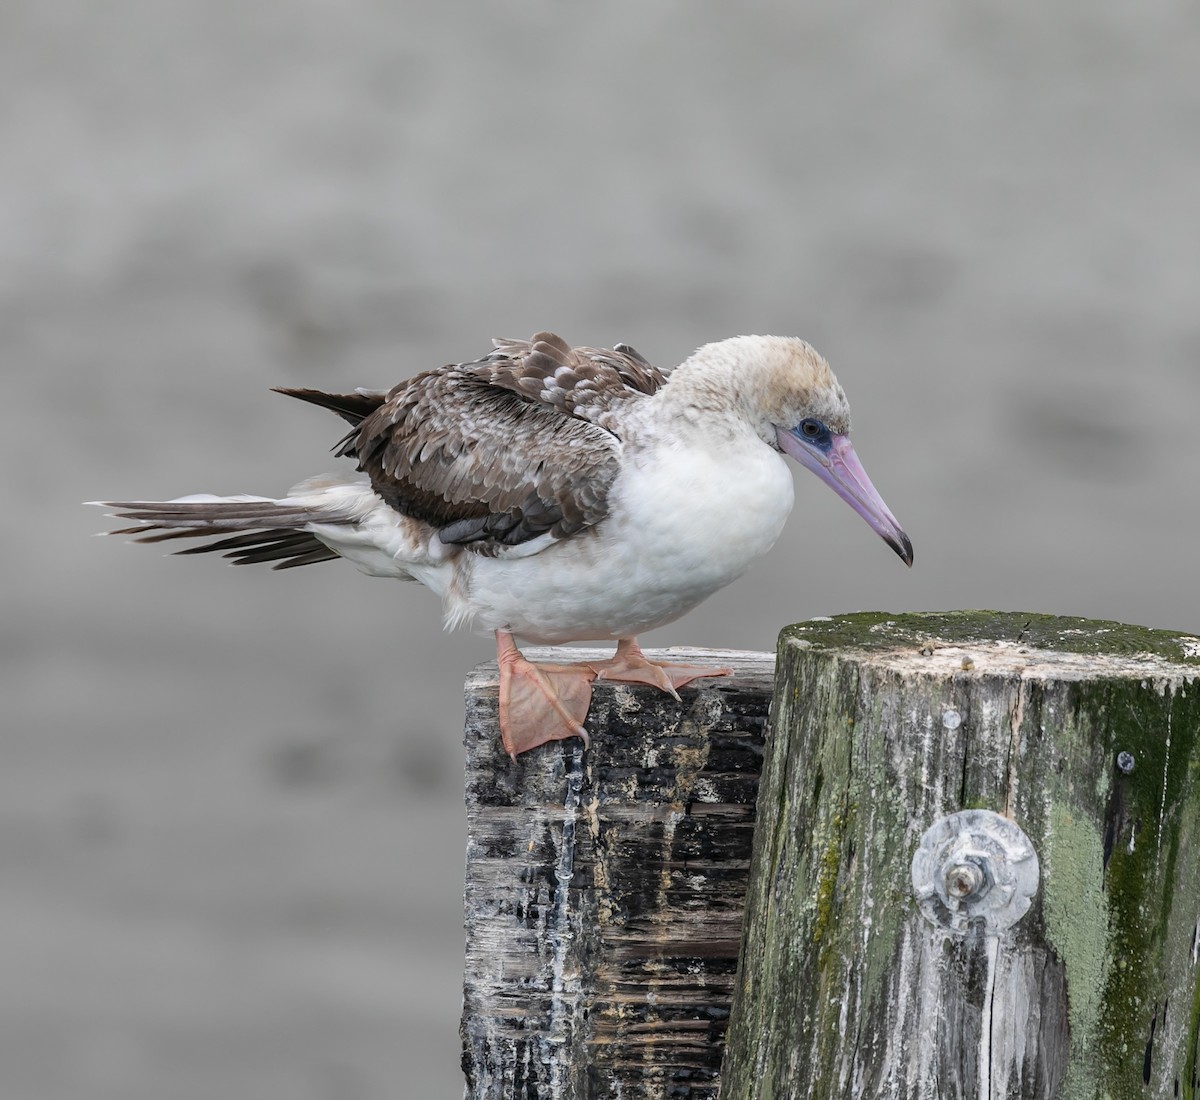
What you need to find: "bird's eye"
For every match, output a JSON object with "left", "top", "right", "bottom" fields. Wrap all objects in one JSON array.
[{"left": 800, "top": 418, "right": 824, "bottom": 439}]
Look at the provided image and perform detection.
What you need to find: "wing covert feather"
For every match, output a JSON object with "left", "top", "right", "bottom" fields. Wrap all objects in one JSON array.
[{"left": 350, "top": 334, "right": 667, "bottom": 552}]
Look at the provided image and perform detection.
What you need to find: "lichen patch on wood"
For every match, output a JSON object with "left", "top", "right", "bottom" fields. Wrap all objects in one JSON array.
[{"left": 723, "top": 612, "right": 1200, "bottom": 1100}]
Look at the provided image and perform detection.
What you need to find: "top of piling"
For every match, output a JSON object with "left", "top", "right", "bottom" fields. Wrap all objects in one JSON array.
[{"left": 781, "top": 610, "right": 1200, "bottom": 684}]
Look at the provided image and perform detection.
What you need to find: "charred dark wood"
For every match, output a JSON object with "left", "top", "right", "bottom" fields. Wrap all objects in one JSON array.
[{"left": 461, "top": 648, "right": 774, "bottom": 1100}]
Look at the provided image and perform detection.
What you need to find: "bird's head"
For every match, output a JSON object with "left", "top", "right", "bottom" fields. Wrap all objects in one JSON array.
[{"left": 688, "top": 335, "right": 913, "bottom": 567}]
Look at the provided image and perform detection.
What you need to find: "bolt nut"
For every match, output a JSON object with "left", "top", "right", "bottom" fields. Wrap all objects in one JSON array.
[
  {"left": 1117, "top": 751, "right": 1135, "bottom": 774},
  {"left": 911, "top": 809, "right": 1040, "bottom": 935},
  {"left": 944, "top": 859, "right": 987, "bottom": 900}
]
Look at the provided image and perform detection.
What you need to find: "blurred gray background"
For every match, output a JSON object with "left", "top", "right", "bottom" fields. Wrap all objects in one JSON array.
[{"left": 4, "top": 2, "right": 1199, "bottom": 1097}]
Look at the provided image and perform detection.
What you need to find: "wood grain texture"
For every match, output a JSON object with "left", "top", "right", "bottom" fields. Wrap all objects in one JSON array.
[
  {"left": 721, "top": 612, "right": 1200, "bottom": 1100},
  {"left": 461, "top": 648, "right": 774, "bottom": 1100}
]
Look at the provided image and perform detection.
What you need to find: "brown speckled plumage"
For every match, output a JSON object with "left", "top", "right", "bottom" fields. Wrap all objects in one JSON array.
[{"left": 336, "top": 332, "right": 668, "bottom": 551}]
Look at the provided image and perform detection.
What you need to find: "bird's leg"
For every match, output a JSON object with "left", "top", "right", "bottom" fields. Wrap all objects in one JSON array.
[
  {"left": 495, "top": 630, "right": 595, "bottom": 761},
  {"left": 589, "top": 637, "right": 731, "bottom": 699}
]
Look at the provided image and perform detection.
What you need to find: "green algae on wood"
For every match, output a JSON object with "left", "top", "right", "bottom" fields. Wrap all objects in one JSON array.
[{"left": 720, "top": 611, "right": 1200, "bottom": 1100}]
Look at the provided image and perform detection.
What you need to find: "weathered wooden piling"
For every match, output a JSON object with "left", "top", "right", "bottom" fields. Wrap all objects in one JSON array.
[
  {"left": 460, "top": 647, "right": 774, "bottom": 1100},
  {"left": 720, "top": 611, "right": 1200, "bottom": 1100}
]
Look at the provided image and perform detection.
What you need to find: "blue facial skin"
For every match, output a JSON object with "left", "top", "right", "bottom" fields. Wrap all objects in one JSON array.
[{"left": 793, "top": 418, "right": 833, "bottom": 453}]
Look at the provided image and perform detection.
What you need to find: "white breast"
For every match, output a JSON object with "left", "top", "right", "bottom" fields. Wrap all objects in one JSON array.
[{"left": 460, "top": 429, "right": 795, "bottom": 644}]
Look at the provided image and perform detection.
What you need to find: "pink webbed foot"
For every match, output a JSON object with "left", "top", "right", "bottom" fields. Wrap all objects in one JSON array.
[
  {"left": 588, "top": 637, "right": 731, "bottom": 700},
  {"left": 495, "top": 631, "right": 595, "bottom": 761}
]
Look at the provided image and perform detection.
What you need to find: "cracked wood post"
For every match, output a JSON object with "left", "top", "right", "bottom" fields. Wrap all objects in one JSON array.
[
  {"left": 460, "top": 647, "right": 774, "bottom": 1100},
  {"left": 720, "top": 611, "right": 1200, "bottom": 1100}
]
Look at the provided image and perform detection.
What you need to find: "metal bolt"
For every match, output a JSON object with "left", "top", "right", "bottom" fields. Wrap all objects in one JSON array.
[
  {"left": 1117, "top": 751, "right": 1135, "bottom": 774},
  {"left": 944, "top": 860, "right": 985, "bottom": 900},
  {"left": 911, "top": 809, "right": 1040, "bottom": 934},
  {"left": 942, "top": 709, "right": 962, "bottom": 731}
]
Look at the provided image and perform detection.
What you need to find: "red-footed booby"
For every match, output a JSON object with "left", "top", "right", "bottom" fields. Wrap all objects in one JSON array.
[{"left": 94, "top": 332, "right": 912, "bottom": 759}]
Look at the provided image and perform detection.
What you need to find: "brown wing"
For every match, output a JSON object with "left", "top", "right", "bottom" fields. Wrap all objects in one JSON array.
[
  {"left": 484, "top": 332, "right": 667, "bottom": 421},
  {"left": 350, "top": 332, "right": 668, "bottom": 552},
  {"left": 272, "top": 386, "right": 389, "bottom": 426}
]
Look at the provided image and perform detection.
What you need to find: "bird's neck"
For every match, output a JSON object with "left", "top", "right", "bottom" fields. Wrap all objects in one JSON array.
[{"left": 643, "top": 357, "right": 772, "bottom": 450}]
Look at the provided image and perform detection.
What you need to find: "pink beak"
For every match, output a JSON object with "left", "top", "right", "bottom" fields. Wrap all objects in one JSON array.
[{"left": 778, "top": 427, "right": 913, "bottom": 566}]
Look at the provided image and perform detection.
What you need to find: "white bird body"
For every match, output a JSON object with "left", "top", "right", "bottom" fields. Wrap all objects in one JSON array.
[
  {"left": 443, "top": 418, "right": 796, "bottom": 643},
  {"left": 97, "top": 331, "right": 910, "bottom": 758}
]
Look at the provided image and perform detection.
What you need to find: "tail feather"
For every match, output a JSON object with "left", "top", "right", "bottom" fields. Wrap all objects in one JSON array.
[
  {"left": 101, "top": 496, "right": 318, "bottom": 526},
  {"left": 91, "top": 493, "right": 357, "bottom": 570},
  {"left": 176, "top": 529, "right": 341, "bottom": 568}
]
